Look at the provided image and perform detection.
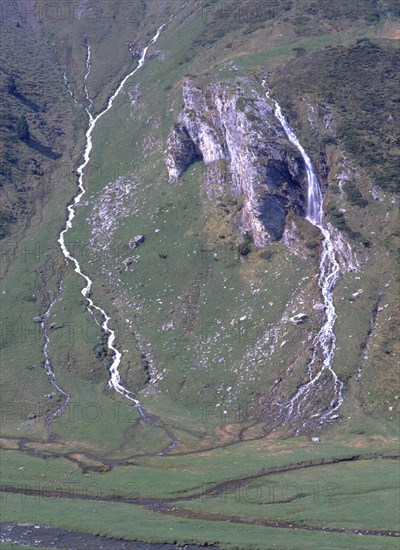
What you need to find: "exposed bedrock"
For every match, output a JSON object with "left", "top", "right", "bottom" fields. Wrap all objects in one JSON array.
[{"left": 166, "top": 79, "right": 308, "bottom": 245}]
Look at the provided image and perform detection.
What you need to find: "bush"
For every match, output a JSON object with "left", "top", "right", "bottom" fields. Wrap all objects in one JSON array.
[
  {"left": 245, "top": 112, "right": 259, "bottom": 122},
  {"left": 16, "top": 115, "right": 30, "bottom": 141},
  {"left": 237, "top": 232, "right": 252, "bottom": 256},
  {"left": 7, "top": 75, "right": 17, "bottom": 95},
  {"left": 0, "top": 209, "right": 16, "bottom": 239},
  {"left": 292, "top": 47, "right": 306, "bottom": 57},
  {"left": 343, "top": 181, "right": 368, "bottom": 208}
]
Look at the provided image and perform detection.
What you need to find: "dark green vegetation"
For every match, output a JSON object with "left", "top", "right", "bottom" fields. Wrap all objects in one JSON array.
[
  {"left": 272, "top": 38, "right": 400, "bottom": 193},
  {"left": 1, "top": 1, "right": 399, "bottom": 549},
  {"left": 0, "top": 18, "right": 82, "bottom": 242}
]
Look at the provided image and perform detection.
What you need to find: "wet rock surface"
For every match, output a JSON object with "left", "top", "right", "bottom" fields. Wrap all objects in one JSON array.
[{"left": 1, "top": 522, "right": 218, "bottom": 549}]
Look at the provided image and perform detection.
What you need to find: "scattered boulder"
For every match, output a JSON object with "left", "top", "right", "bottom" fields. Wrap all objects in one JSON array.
[
  {"left": 45, "top": 392, "right": 56, "bottom": 399},
  {"left": 127, "top": 43, "right": 141, "bottom": 58},
  {"left": 128, "top": 235, "right": 144, "bottom": 250},
  {"left": 33, "top": 316, "right": 44, "bottom": 323},
  {"left": 162, "top": 321, "right": 175, "bottom": 331},
  {"left": 290, "top": 313, "right": 308, "bottom": 324},
  {"left": 313, "top": 303, "right": 325, "bottom": 311},
  {"left": 311, "top": 436, "right": 320, "bottom": 443},
  {"left": 27, "top": 411, "right": 36, "bottom": 420},
  {"left": 349, "top": 289, "right": 363, "bottom": 302}
]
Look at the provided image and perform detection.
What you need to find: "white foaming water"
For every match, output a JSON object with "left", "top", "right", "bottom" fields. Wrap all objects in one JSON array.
[
  {"left": 40, "top": 286, "right": 71, "bottom": 432},
  {"left": 270, "top": 99, "right": 323, "bottom": 226},
  {"left": 263, "top": 82, "right": 343, "bottom": 429},
  {"left": 58, "top": 25, "right": 165, "bottom": 415},
  {"left": 83, "top": 40, "right": 93, "bottom": 110},
  {"left": 41, "top": 46, "right": 96, "bottom": 433}
]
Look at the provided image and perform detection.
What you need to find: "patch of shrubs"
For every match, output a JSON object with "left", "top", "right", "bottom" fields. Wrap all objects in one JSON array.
[
  {"left": 326, "top": 203, "right": 362, "bottom": 241},
  {"left": 237, "top": 232, "right": 253, "bottom": 256},
  {"left": 343, "top": 180, "right": 368, "bottom": 208}
]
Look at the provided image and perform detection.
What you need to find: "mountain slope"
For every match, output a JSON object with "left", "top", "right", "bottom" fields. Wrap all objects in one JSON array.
[{"left": 1, "top": 1, "right": 399, "bottom": 548}]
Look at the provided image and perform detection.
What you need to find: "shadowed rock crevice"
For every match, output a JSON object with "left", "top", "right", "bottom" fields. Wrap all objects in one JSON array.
[{"left": 166, "top": 123, "right": 203, "bottom": 180}]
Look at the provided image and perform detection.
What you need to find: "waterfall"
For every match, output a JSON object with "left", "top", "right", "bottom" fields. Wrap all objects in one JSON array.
[
  {"left": 269, "top": 98, "right": 323, "bottom": 227},
  {"left": 263, "top": 82, "right": 343, "bottom": 431}
]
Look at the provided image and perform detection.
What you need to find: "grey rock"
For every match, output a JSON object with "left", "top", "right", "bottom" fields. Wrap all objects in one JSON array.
[
  {"left": 166, "top": 80, "right": 307, "bottom": 247},
  {"left": 128, "top": 235, "right": 144, "bottom": 249},
  {"left": 290, "top": 313, "right": 308, "bottom": 324},
  {"left": 349, "top": 288, "right": 363, "bottom": 302},
  {"left": 162, "top": 321, "right": 175, "bottom": 331}
]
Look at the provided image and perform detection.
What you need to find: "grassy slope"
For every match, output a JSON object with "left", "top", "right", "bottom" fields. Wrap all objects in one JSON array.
[{"left": 1, "top": 1, "right": 399, "bottom": 548}]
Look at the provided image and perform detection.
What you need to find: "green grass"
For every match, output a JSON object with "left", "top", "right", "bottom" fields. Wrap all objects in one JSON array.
[
  {"left": 181, "top": 459, "right": 400, "bottom": 531},
  {"left": 2, "top": 492, "right": 399, "bottom": 550},
  {"left": 1, "top": 0, "right": 399, "bottom": 548}
]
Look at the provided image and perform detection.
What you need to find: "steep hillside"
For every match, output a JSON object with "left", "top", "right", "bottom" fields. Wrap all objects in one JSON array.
[{"left": 1, "top": 1, "right": 399, "bottom": 548}]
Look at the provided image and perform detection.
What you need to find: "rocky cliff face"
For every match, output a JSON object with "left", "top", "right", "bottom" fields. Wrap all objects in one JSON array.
[{"left": 166, "top": 79, "right": 308, "bottom": 245}]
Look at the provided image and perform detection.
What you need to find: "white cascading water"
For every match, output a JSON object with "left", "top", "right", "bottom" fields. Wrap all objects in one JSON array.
[
  {"left": 263, "top": 82, "right": 343, "bottom": 430},
  {"left": 58, "top": 25, "right": 165, "bottom": 416},
  {"left": 40, "top": 286, "right": 71, "bottom": 433},
  {"left": 39, "top": 60, "right": 89, "bottom": 434},
  {"left": 83, "top": 40, "right": 93, "bottom": 110}
]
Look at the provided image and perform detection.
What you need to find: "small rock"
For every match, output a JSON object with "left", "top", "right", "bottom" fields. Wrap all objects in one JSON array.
[
  {"left": 27, "top": 412, "right": 36, "bottom": 420},
  {"left": 128, "top": 235, "right": 145, "bottom": 249},
  {"left": 311, "top": 436, "right": 320, "bottom": 443},
  {"left": 349, "top": 289, "right": 363, "bottom": 302},
  {"left": 290, "top": 313, "right": 308, "bottom": 324},
  {"left": 162, "top": 321, "right": 175, "bottom": 331},
  {"left": 313, "top": 303, "right": 325, "bottom": 311},
  {"left": 49, "top": 323, "right": 63, "bottom": 330},
  {"left": 33, "top": 316, "right": 43, "bottom": 323}
]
